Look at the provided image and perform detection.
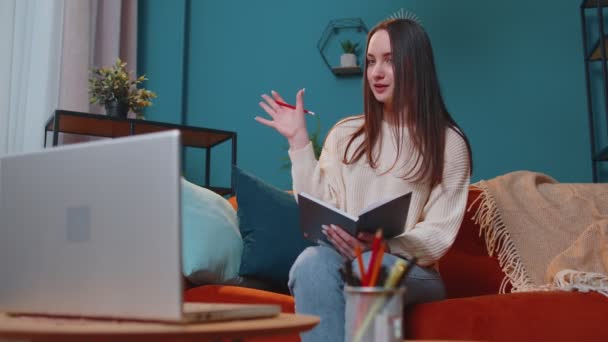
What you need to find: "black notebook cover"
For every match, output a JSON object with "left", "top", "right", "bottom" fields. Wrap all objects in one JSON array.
[{"left": 297, "top": 192, "right": 412, "bottom": 245}]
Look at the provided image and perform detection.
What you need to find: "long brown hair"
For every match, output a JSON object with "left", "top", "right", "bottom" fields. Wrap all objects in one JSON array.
[{"left": 343, "top": 18, "right": 473, "bottom": 187}]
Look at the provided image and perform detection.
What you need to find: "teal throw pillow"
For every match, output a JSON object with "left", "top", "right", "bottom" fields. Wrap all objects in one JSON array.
[
  {"left": 181, "top": 177, "right": 242, "bottom": 285},
  {"left": 233, "top": 166, "right": 313, "bottom": 289}
]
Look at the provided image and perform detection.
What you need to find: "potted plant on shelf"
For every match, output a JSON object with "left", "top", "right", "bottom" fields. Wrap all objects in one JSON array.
[
  {"left": 340, "top": 39, "right": 359, "bottom": 68},
  {"left": 88, "top": 58, "right": 157, "bottom": 119}
]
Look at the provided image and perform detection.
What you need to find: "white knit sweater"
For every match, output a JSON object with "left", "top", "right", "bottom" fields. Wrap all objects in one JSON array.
[{"left": 289, "top": 116, "right": 471, "bottom": 266}]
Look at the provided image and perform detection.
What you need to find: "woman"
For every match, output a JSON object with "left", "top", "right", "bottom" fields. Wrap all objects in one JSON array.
[{"left": 255, "top": 18, "right": 473, "bottom": 342}]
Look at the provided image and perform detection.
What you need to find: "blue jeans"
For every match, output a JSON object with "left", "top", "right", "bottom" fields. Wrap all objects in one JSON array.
[{"left": 288, "top": 245, "right": 446, "bottom": 342}]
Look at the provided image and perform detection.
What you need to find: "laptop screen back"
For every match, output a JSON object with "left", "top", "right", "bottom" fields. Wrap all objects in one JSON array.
[{"left": 0, "top": 131, "right": 183, "bottom": 321}]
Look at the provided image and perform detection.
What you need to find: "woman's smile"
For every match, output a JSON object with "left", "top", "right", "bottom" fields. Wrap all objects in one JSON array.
[{"left": 373, "top": 83, "right": 389, "bottom": 93}]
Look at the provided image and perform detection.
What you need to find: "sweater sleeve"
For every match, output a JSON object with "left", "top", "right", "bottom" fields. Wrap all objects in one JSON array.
[
  {"left": 386, "top": 131, "right": 471, "bottom": 266},
  {"left": 288, "top": 126, "right": 345, "bottom": 209}
]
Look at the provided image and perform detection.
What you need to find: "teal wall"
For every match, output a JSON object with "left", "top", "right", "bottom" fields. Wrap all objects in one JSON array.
[
  {"left": 138, "top": 0, "right": 185, "bottom": 125},
  {"left": 139, "top": 0, "right": 595, "bottom": 189}
]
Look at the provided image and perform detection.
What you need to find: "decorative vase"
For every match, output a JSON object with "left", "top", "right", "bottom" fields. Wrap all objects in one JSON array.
[
  {"left": 340, "top": 53, "right": 357, "bottom": 67},
  {"left": 105, "top": 99, "right": 129, "bottom": 118}
]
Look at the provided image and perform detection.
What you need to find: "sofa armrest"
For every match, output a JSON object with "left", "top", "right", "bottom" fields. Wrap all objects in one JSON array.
[{"left": 438, "top": 187, "right": 506, "bottom": 298}]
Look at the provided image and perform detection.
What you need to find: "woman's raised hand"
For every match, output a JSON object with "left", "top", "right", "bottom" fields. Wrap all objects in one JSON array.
[{"left": 255, "top": 89, "right": 309, "bottom": 150}]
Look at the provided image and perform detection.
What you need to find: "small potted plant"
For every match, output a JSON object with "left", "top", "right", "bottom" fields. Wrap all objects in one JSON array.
[
  {"left": 340, "top": 39, "right": 359, "bottom": 67},
  {"left": 88, "top": 58, "right": 157, "bottom": 118}
]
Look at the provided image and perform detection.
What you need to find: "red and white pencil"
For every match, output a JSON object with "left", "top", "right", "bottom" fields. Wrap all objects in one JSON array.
[{"left": 276, "top": 100, "right": 316, "bottom": 115}]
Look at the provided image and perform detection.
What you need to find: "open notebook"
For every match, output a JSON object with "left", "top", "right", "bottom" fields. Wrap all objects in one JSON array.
[{"left": 297, "top": 192, "right": 412, "bottom": 245}]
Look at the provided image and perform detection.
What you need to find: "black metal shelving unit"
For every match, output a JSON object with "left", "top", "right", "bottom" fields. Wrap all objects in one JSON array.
[{"left": 581, "top": 0, "right": 608, "bottom": 182}]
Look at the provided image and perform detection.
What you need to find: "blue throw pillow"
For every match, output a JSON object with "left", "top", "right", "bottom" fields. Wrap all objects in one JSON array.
[
  {"left": 233, "top": 166, "right": 313, "bottom": 289},
  {"left": 181, "top": 177, "right": 242, "bottom": 285}
]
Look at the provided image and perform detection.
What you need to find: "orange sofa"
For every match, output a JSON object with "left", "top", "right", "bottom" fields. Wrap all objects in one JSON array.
[{"left": 185, "top": 187, "right": 608, "bottom": 341}]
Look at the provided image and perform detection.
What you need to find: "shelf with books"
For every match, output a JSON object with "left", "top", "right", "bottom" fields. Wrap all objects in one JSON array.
[
  {"left": 583, "top": 0, "right": 608, "bottom": 8},
  {"left": 588, "top": 36, "right": 608, "bottom": 61},
  {"left": 594, "top": 145, "right": 608, "bottom": 161},
  {"left": 580, "top": 0, "right": 608, "bottom": 181}
]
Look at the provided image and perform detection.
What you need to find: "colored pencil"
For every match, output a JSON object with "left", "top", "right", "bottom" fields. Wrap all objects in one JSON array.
[{"left": 276, "top": 100, "right": 316, "bottom": 115}]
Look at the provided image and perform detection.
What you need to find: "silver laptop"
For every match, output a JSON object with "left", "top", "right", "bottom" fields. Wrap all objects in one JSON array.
[{"left": 0, "top": 131, "right": 279, "bottom": 323}]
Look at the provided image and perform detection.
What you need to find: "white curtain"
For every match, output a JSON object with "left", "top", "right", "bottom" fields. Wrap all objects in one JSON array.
[
  {"left": 59, "top": 0, "right": 138, "bottom": 113},
  {"left": 0, "top": 0, "right": 65, "bottom": 155},
  {"left": 0, "top": 0, "right": 138, "bottom": 155}
]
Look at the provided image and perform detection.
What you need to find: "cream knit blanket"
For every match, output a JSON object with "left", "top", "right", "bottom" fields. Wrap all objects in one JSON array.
[{"left": 471, "top": 171, "right": 608, "bottom": 296}]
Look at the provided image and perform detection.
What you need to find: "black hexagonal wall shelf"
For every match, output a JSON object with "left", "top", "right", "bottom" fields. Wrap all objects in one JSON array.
[{"left": 317, "top": 18, "right": 368, "bottom": 77}]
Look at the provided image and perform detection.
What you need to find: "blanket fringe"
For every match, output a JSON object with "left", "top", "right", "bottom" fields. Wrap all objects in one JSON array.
[
  {"left": 469, "top": 181, "right": 534, "bottom": 294},
  {"left": 554, "top": 269, "right": 608, "bottom": 297}
]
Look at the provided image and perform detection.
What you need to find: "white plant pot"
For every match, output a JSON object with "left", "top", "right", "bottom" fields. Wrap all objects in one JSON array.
[{"left": 340, "top": 53, "right": 357, "bottom": 67}]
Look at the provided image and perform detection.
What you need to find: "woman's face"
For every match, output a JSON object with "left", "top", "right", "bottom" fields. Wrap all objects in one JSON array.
[{"left": 366, "top": 29, "right": 394, "bottom": 110}]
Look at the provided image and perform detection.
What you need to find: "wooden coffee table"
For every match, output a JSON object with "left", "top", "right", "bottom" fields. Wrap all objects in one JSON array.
[{"left": 0, "top": 311, "right": 319, "bottom": 342}]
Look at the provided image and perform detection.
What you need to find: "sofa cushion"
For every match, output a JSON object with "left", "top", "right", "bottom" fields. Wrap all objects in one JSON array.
[
  {"left": 233, "top": 166, "right": 313, "bottom": 292},
  {"left": 185, "top": 285, "right": 299, "bottom": 342},
  {"left": 181, "top": 178, "right": 242, "bottom": 285},
  {"left": 185, "top": 284, "right": 295, "bottom": 313},
  {"left": 405, "top": 291, "right": 608, "bottom": 341}
]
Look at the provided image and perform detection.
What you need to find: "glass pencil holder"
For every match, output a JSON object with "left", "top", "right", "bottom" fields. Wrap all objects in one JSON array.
[{"left": 344, "top": 285, "right": 405, "bottom": 342}]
